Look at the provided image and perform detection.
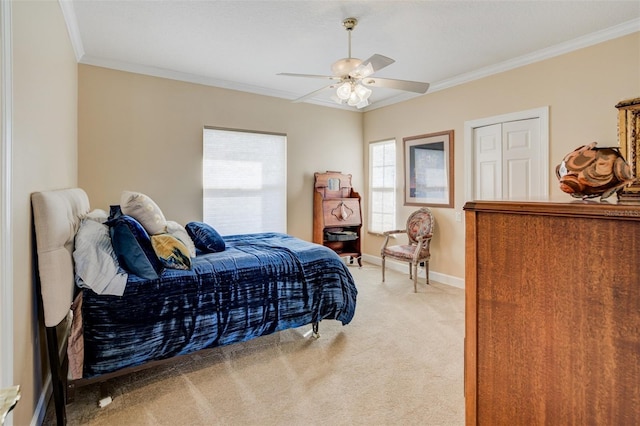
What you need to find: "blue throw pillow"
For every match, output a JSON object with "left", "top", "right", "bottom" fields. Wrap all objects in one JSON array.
[
  {"left": 186, "top": 222, "right": 225, "bottom": 253},
  {"left": 107, "top": 215, "right": 164, "bottom": 280},
  {"left": 109, "top": 204, "right": 122, "bottom": 221}
]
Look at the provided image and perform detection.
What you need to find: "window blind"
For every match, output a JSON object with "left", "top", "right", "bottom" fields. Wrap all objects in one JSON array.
[
  {"left": 203, "top": 128, "right": 286, "bottom": 235},
  {"left": 369, "top": 139, "right": 396, "bottom": 233}
]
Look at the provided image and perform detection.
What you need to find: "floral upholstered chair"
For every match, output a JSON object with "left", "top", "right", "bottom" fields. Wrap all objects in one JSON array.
[{"left": 380, "top": 208, "right": 435, "bottom": 292}]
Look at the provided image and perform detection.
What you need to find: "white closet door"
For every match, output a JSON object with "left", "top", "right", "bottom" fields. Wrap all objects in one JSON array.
[{"left": 473, "top": 118, "right": 542, "bottom": 200}]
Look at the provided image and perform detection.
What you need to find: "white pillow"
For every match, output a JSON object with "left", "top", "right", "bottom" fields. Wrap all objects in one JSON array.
[
  {"left": 120, "top": 190, "right": 167, "bottom": 235},
  {"left": 83, "top": 208, "right": 109, "bottom": 223},
  {"left": 166, "top": 221, "right": 197, "bottom": 258},
  {"left": 73, "top": 219, "right": 128, "bottom": 296}
]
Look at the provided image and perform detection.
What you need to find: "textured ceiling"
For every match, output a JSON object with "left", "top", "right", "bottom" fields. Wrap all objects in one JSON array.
[{"left": 63, "top": 0, "right": 640, "bottom": 110}]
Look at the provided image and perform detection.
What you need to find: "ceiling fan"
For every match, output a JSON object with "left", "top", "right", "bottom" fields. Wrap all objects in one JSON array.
[{"left": 278, "top": 17, "right": 430, "bottom": 109}]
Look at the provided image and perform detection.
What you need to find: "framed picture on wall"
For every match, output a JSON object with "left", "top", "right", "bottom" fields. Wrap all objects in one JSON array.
[{"left": 404, "top": 130, "right": 454, "bottom": 208}]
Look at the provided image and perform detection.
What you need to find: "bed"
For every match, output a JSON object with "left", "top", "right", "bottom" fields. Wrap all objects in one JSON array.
[{"left": 31, "top": 188, "right": 357, "bottom": 425}]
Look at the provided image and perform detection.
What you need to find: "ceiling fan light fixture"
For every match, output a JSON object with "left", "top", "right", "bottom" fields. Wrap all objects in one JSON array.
[
  {"left": 347, "top": 91, "right": 360, "bottom": 106},
  {"left": 355, "top": 98, "right": 369, "bottom": 109},
  {"left": 354, "top": 83, "right": 372, "bottom": 100},
  {"left": 334, "top": 81, "right": 371, "bottom": 108},
  {"left": 336, "top": 82, "right": 352, "bottom": 100}
]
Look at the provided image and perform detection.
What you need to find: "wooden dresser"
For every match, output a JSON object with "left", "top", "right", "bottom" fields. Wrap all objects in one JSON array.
[
  {"left": 464, "top": 200, "right": 640, "bottom": 425},
  {"left": 313, "top": 171, "right": 362, "bottom": 265}
]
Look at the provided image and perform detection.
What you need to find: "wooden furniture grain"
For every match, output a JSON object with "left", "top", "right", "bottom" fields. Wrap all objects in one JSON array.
[
  {"left": 313, "top": 171, "right": 362, "bottom": 265},
  {"left": 464, "top": 200, "right": 640, "bottom": 425}
]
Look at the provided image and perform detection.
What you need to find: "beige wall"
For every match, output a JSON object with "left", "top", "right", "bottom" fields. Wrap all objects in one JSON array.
[
  {"left": 362, "top": 33, "right": 640, "bottom": 281},
  {"left": 11, "top": 0, "right": 78, "bottom": 424},
  {"left": 78, "top": 66, "right": 363, "bottom": 241}
]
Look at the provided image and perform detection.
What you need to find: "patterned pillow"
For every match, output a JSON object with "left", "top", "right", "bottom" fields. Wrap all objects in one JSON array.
[
  {"left": 186, "top": 222, "right": 226, "bottom": 253},
  {"left": 120, "top": 191, "right": 167, "bottom": 235},
  {"left": 107, "top": 215, "right": 164, "bottom": 280},
  {"left": 150, "top": 234, "right": 192, "bottom": 270},
  {"left": 166, "top": 221, "right": 196, "bottom": 258}
]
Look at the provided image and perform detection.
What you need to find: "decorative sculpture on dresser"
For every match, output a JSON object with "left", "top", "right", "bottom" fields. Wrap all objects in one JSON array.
[
  {"left": 313, "top": 171, "right": 362, "bottom": 266},
  {"left": 555, "top": 142, "right": 634, "bottom": 200}
]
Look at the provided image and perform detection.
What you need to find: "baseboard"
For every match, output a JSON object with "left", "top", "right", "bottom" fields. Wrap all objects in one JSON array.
[
  {"left": 360, "top": 254, "right": 465, "bottom": 289},
  {"left": 31, "top": 375, "right": 51, "bottom": 426}
]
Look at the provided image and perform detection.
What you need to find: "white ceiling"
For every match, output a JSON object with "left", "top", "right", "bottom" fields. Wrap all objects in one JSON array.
[{"left": 62, "top": 0, "right": 640, "bottom": 111}]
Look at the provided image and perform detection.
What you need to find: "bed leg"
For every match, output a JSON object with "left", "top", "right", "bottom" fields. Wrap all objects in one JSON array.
[
  {"left": 312, "top": 322, "right": 320, "bottom": 339},
  {"left": 45, "top": 326, "right": 67, "bottom": 425},
  {"left": 98, "top": 382, "right": 113, "bottom": 408},
  {"left": 66, "top": 382, "right": 75, "bottom": 403}
]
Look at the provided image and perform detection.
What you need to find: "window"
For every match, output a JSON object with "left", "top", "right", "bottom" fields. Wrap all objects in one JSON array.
[
  {"left": 203, "top": 128, "right": 286, "bottom": 235},
  {"left": 369, "top": 139, "right": 396, "bottom": 233}
]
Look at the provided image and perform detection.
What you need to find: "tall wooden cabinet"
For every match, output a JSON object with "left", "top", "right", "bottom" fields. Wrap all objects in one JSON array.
[
  {"left": 464, "top": 200, "right": 640, "bottom": 425},
  {"left": 313, "top": 171, "right": 362, "bottom": 265}
]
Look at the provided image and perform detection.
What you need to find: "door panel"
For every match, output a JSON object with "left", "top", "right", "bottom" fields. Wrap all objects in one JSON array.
[
  {"left": 479, "top": 162, "right": 499, "bottom": 199},
  {"left": 506, "top": 158, "right": 531, "bottom": 198},
  {"left": 474, "top": 124, "right": 502, "bottom": 199}
]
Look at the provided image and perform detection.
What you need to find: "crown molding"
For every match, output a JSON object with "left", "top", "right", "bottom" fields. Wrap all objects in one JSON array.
[
  {"left": 58, "top": 0, "right": 84, "bottom": 61},
  {"left": 79, "top": 55, "right": 362, "bottom": 110},
  {"left": 64, "top": 8, "right": 639, "bottom": 111},
  {"left": 427, "top": 18, "right": 640, "bottom": 95},
  {"left": 364, "top": 18, "right": 640, "bottom": 111}
]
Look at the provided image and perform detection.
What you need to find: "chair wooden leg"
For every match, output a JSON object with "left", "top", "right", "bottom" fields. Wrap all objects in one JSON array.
[
  {"left": 381, "top": 257, "right": 386, "bottom": 282},
  {"left": 426, "top": 261, "right": 430, "bottom": 285},
  {"left": 408, "top": 262, "right": 413, "bottom": 279},
  {"left": 413, "top": 263, "right": 418, "bottom": 292}
]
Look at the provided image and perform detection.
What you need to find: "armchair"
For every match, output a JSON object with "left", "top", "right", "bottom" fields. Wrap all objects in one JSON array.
[{"left": 380, "top": 208, "right": 435, "bottom": 292}]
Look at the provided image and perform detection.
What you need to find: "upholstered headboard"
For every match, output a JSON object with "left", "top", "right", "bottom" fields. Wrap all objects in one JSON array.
[{"left": 32, "top": 188, "right": 90, "bottom": 327}]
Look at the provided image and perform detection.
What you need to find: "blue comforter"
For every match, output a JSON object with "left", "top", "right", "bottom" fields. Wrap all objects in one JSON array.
[{"left": 81, "top": 233, "right": 357, "bottom": 378}]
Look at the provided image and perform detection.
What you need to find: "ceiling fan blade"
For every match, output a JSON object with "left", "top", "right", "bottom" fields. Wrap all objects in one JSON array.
[
  {"left": 292, "top": 84, "right": 337, "bottom": 103},
  {"left": 278, "top": 72, "right": 342, "bottom": 81},
  {"left": 361, "top": 77, "right": 430, "bottom": 94},
  {"left": 349, "top": 54, "right": 395, "bottom": 78}
]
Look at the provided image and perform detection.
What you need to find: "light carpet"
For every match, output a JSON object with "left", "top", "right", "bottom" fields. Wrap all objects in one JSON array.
[{"left": 43, "top": 262, "right": 465, "bottom": 425}]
